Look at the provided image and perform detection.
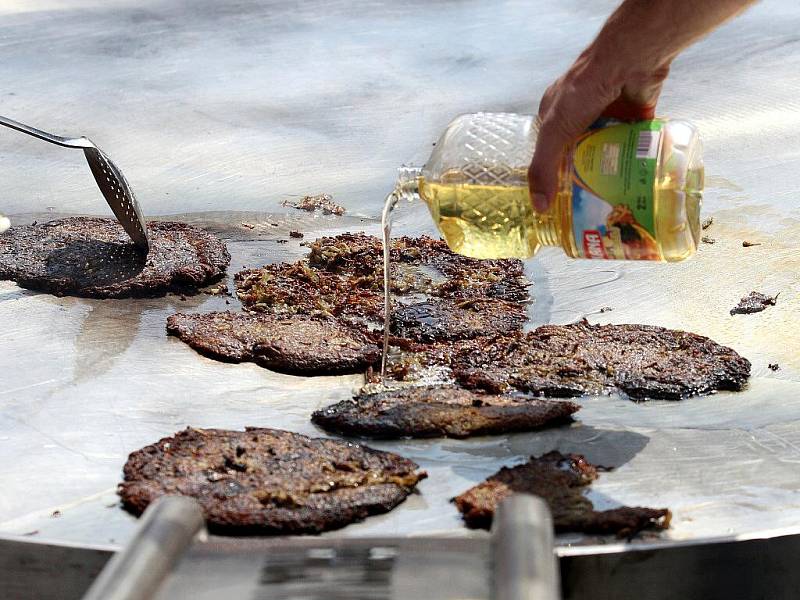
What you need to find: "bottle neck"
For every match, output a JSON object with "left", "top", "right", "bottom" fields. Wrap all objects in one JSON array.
[
  {"left": 534, "top": 151, "right": 573, "bottom": 251},
  {"left": 535, "top": 211, "right": 561, "bottom": 247},
  {"left": 395, "top": 165, "right": 422, "bottom": 201}
]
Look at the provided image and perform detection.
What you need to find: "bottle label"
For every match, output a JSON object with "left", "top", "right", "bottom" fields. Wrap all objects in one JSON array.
[{"left": 570, "top": 119, "right": 663, "bottom": 260}]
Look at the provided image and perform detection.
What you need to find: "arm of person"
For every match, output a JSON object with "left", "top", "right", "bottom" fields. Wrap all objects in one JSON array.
[{"left": 528, "top": 0, "right": 757, "bottom": 212}]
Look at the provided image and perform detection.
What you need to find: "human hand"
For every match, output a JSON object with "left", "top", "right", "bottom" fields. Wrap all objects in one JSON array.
[
  {"left": 528, "top": 49, "right": 667, "bottom": 213},
  {"left": 527, "top": 0, "right": 756, "bottom": 213}
]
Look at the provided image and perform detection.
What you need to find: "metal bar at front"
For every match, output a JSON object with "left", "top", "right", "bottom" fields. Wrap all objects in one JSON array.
[
  {"left": 81, "top": 497, "right": 205, "bottom": 600},
  {"left": 492, "top": 494, "right": 561, "bottom": 600}
]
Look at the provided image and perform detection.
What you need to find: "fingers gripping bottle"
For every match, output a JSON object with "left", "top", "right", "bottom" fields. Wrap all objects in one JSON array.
[{"left": 395, "top": 113, "right": 703, "bottom": 261}]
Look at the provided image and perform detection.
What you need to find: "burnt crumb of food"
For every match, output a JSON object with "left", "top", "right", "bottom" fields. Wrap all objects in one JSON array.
[
  {"left": 768, "top": 363, "right": 780, "bottom": 371},
  {"left": 599, "top": 306, "right": 613, "bottom": 313},
  {"left": 276, "top": 239, "right": 288, "bottom": 244},
  {"left": 241, "top": 222, "right": 256, "bottom": 230},
  {"left": 701, "top": 217, "right": 714, "bottom": 230},
  {"left": 701, "top": 236, "right": 716, "bottom": 244},
  {"left": 730, "top": 291, "right": 778, "bottom": 315},
  {"left": 453, "top": 451, "right": 670, "bottom": 537},
  {"left": 282, "top": 193, "right": 346, "bottom": 216},
  {"left": 742, "top": 240, "right": 762, "bottom": 247},
  {"left": 289, "top": 230, "right": 304, "bottom": 238},
  {"left": 207, "top": 283, "right": 230, "bottom": 296},
  {"left": 119, "top": 427, "right": 426, "bottom": 535},
  {"left": 0, "top": 217, "right": 230, "bottom": 299},
  {"left": 311, "top": 385, "right": 579, "bottom": 439}
]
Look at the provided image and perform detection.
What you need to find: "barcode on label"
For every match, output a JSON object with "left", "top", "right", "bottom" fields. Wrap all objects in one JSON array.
[{"left": 635, "top": 130, "right": 660, "bottom": 159}]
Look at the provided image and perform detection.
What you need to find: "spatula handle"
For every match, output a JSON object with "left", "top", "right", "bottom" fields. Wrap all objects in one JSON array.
[{"left": 0, "top": 114, "right": 92, "bottom": 149}]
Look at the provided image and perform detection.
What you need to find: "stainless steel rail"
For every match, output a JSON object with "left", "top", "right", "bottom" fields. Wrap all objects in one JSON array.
[
  {"left": 493, "top": 495, "right": 560, "bottom": 600},
  {"left": 80, "top": 494, "right": 559, "bottom": 600},
  {"left": 81, "top": 497, "right": 205, "bottom": 600}
]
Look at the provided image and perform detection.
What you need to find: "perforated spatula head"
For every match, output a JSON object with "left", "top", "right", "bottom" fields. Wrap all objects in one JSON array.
[
  {"left": 0, "top": 116, "right": 150, "bottom": 252},
  {"left": 83, "top": 144, "right": 149, "bottom": 253}
]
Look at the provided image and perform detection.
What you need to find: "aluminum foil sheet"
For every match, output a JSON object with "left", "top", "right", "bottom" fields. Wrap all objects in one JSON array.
[{"left": 0, "top": 0, "right": 799, "bottom": 558}]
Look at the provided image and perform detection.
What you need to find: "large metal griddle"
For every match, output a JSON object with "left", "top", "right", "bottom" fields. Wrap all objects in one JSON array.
[{"left": 1, "top": 0, "right": 800, "bottom": 598}]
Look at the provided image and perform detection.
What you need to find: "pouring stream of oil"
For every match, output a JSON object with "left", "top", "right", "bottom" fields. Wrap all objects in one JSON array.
[{"left": 380, "top": 190, "right": 400, "bottom": 380}]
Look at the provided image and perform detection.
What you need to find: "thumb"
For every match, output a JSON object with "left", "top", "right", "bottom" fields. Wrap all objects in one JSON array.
[{"left": 528, "top": 78, "right": 617, "bottom": 212}]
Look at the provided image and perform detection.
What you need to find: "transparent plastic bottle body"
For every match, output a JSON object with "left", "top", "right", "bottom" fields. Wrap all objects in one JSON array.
[{"left": 397, "top": 112, "right": 703, "bottom": 261}]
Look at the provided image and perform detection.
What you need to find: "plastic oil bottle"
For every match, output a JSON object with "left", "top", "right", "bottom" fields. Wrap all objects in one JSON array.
[{"left": 390, "top": 112, "right": 703, "bottom": 261}]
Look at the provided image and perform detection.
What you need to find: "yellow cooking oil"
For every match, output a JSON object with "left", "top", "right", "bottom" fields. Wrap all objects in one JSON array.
[
  {"left": 393, "top": 112, "right": 703, "bottom": 262},
  {"left": 420, "top": 178, "right": 537, "bottom": 259},
  {"left": 416, "top": 167, "right": 702, "bottom": 262}
]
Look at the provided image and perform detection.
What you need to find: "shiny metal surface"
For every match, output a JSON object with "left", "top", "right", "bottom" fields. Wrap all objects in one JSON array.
[
  {"left": 0, "top": 0, "right": 799, "bottom": 564},
  {"left": 97, "top": 494, "right": 556, "bottom": 600},
  {"left": 0, "top": 114, "right": 96, "bottom": 149},
  {"left": 493, "top": 496, "right": 560, "bottom": 600},
  {"left": 82, "top": 145, "right": 149, "bottom": 252},
  {"left": 82, "top": 497, "right": 205, "bottom": 600},
  {"left": 0, "top": 115, "right": 150, "bottom": 250}
]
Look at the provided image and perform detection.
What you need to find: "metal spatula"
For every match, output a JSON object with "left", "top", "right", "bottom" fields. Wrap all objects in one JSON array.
[{"left": 0, "top": 115, "right": 149, "bottom": 252}]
